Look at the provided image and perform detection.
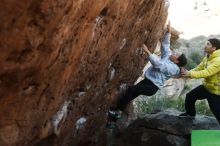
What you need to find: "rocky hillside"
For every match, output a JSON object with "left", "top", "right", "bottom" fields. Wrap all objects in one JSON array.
[{"left": 0, "top": 0, "right": 169, "bottom": 146}]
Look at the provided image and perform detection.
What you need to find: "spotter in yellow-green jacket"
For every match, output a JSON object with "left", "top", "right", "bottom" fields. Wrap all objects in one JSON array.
[
  {"left": 179, "top": 38, "right": 220, "bottom": 125},
  {"left": 188, "top": 49, "right": 220, "bottom": 95}
]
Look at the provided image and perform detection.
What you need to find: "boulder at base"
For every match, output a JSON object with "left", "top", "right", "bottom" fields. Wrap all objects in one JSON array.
[{"left": 116, "top": 109, "right": 220, "bottom": 146}]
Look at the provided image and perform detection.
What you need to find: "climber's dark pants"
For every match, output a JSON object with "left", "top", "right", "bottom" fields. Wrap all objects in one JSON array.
[
  {"left": 185, "top": 85, "right": 220, "bottom": 124},
  {"left": 116, "top": 78, "right": 159, "bottom": 111}
]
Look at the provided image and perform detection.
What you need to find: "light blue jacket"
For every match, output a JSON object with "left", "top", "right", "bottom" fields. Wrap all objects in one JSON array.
[{"left": 144, "top": 32, "right": 180, "bottom": 88}]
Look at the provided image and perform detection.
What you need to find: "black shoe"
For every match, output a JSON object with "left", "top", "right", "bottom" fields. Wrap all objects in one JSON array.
[
  {"left": 178, "top": 112, "right": 195, "bottom": 119},
  {"left": 108, "top": 110, "right": 121, "bottom": 119}
]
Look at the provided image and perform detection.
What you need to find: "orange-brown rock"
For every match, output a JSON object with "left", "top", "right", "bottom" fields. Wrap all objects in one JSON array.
[
  {"left": 171, "top": 27, "right": 181, "bottom": 42},
  {"left": 0, "top": 0, "right": 168, "bottom": 146}
]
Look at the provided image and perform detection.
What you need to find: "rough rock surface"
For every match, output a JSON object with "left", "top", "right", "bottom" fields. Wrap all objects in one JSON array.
[
  {"left": 156, "top": 78, "right": 185, "bottom": 99},
  {"left": 0, "top": 0, "right": 168, "bottom": 146},
  {"left": 116, "top": 109, "right": 220, "bottom": 146}
]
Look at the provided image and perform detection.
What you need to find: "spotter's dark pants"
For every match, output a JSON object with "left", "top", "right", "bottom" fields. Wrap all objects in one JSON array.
[{"left": 185, "top": 85, "right": 220, "bottom": 124}]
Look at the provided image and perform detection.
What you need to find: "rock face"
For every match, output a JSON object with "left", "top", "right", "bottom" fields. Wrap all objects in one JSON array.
[
  {"left": 0, "top": 0, "right": 168, "bottom": 146},
  {"left": 117, "top": 109, "right": 220, "bottom": 146}
]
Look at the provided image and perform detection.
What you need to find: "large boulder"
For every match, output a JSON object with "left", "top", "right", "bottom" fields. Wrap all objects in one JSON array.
[
  {"left": 117, "top": 109, "right": 219, "bottom": 146},
  {"left": 0, "top": 0, "right": 168, "bottom": 145}
]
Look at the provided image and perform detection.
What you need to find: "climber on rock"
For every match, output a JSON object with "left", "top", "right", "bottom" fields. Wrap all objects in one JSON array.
[
  {"left": 106, "top": 22, "right": 188, "bottom": 129},
  {"left": 179, "top": 38, "right": 220, "bottom": 124}
]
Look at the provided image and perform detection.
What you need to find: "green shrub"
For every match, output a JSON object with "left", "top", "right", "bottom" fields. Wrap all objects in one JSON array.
[
  {"left": 185, "top": 51, "right": 203, "bottom": 70},
  {"left": 134, "top": 96, "right": 213, "bottom": 117},
  {"left": 183, "top": 84, "right": 192, "bottom": 91}
]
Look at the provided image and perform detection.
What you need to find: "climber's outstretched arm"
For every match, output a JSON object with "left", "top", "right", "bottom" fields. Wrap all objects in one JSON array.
[{"left": 161, "top": 21, "right": 171, "bottom": 59}]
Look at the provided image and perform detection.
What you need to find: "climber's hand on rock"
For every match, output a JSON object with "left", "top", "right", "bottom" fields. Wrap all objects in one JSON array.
[
  {"left": 167, "top": 21, "right": 171, "bottom": 33},
  {"left": 142, "top": 44, "right": 151, "bottom": 55}
]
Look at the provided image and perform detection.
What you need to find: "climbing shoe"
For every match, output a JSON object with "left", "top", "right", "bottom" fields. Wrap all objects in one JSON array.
[{"left": 108, "top": 109, "right": 122, "bottom": 120}]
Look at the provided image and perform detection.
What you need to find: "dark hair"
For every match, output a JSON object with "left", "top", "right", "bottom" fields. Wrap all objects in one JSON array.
[
  {"left": 177, "top": 54, "right": 187, "bottom": 67},
  {"left": 208, "top": 38, "right": 220, "bottom": 50}
]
